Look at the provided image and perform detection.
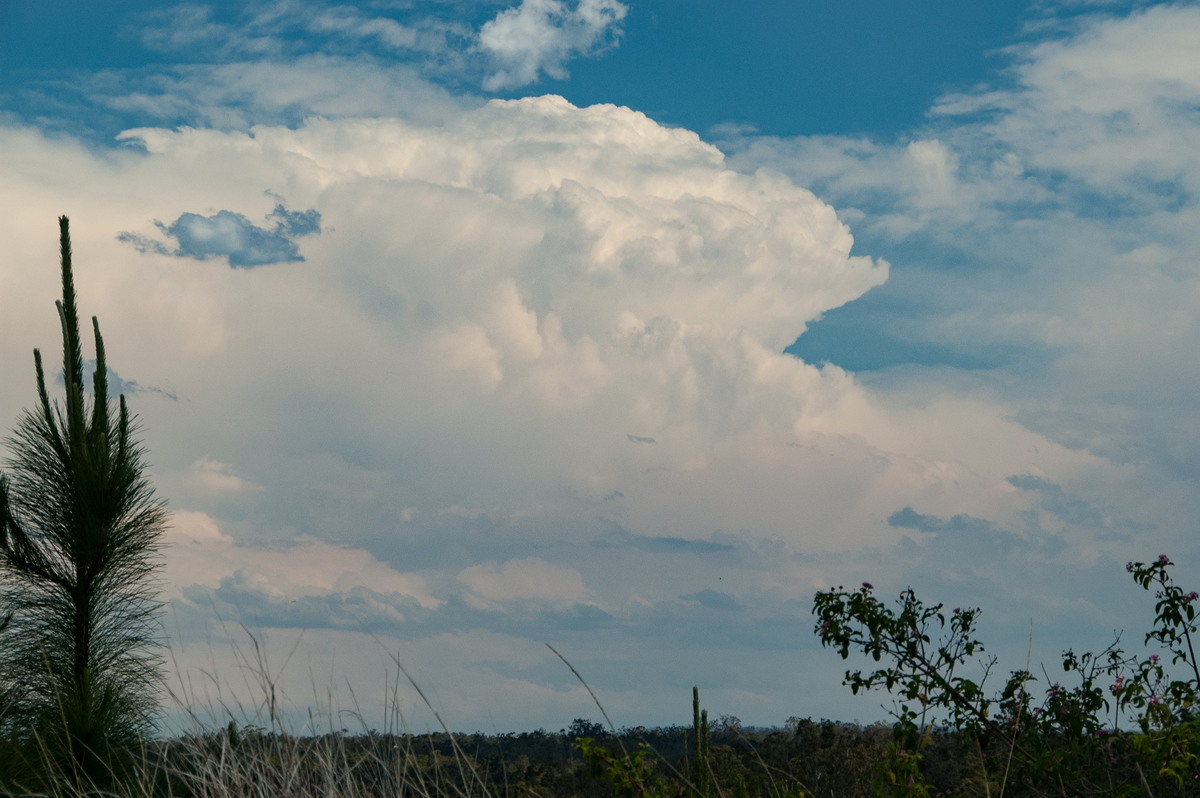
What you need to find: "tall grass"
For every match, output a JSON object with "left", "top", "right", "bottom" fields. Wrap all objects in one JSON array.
[
  {"left": 152, "top": 627, "right": 499, "bottom": 798},
  {"left": 0, "top": 625, "right": 855, "bottom": 797}
]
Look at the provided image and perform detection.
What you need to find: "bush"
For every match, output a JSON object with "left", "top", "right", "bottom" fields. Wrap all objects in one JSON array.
[{"left": 813, "top": 556, "right": 1200, "bottom": 794}]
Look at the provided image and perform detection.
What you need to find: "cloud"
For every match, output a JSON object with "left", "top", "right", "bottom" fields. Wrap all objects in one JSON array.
[
  {"left": 133, "top": 4, "right": 252, "bottom": 57},
  {"left": 120, "top": 202, "right": 320, "bottom": 267},
  {"left": 679, "top": 589, "right": 740, "bottom": 611},
  {"left": 36, "top": 91, "right": 889, "bottom": 565},
  {"left": 163, "top": 510, "right": 439, "bottom": 614},
  {"left": 305, "top": 5, "right": 467, "bottom": 57},
  {"left": 1006, "top": 473, "right": 1142, "bottom": 537},
  {"left": 131, "top": 1, "right": 466, "bottom": 63},
  {"left": 111, "top": 57, "right": 476, "bottom": 130},
  {"left": 180, "top": 572, "right": 423, "bottom": 632},
  {"left": 479, "top": 0, "right": 628, "bottom": 90},
  {"left": 885, "top": 506, "right": 1029, "bottom": 563},
  {"left": 458, "top": 557, "right": 587, "bottom": 607},
  {"left": 888, "top": 506, "right": 999, "bottom": 537},
  {"left": 188, "top": 458, "right": 264, "bottom": 494},
  {"left": 593, "top": 525, "right": 738, "bottom": 555}
]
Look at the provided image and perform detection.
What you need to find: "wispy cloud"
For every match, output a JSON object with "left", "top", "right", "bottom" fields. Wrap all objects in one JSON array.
[{"left": 131, "top": 1, "right": 465, "bottom": 62}]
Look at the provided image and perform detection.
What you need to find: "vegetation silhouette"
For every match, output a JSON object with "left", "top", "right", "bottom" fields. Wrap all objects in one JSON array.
[
  {"left": 0, "top": 216, "right": 167, "bottom": 793},
  {"left": 814, "top": 557, "right": 1200, "bottom": 794}
]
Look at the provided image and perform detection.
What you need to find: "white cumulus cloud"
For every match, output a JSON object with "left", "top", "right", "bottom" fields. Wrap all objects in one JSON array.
[{"left": 479, "top": 0, "right": 628, "bottom": 90}]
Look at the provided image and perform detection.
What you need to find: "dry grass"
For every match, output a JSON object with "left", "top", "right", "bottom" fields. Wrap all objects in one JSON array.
[
  {"left": 149, "top": 628, "right": 500, "bottom": 798},
  {"left": 0, "top": 625, "right": 508, "bottom": 798}
]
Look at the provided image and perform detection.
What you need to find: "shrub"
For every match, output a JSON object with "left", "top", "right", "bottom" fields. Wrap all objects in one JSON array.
[{"left": 813, "top": 557, "right": 1200, "bottom": 794}]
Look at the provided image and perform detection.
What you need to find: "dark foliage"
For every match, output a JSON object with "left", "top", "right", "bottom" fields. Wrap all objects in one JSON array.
[
  {"left": 146, "top": 715, "right": 1182, "bottom": 797},
  {"left": 149, "top": 718, "right": 891, "bottom": 797}
]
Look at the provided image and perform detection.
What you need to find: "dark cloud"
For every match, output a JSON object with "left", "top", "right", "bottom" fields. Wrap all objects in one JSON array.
[
  {"left": 887, "top": 506, "right": 998, "bottom": 536},
  {"left": 119, "top": 202, "right": 321, "bottom": 268},
  {"left": 626, "top": 434, "right": 656, "bottom": 444},
  {"left": 886, "top": 506, "right": 1037, "bottom": 560}
]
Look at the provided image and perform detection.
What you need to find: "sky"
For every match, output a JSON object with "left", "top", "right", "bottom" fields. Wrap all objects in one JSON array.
[{"left": 1, "top": 0, "right": 1200, "bottom": 735}]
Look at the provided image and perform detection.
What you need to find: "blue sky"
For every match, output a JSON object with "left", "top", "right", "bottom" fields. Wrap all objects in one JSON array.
[
  {"left": 2, "top": 0, "right": 1200, "bottom": 735},
  {"left": 2, "top": 0, "right": 1028, "bottom": 137}
]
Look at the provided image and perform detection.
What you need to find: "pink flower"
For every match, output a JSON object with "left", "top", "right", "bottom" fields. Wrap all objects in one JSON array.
[
  {"left": 1186, "top": 592, "right": 1199, "bottom": 603},
  {"left": 1150, "top": 654, "right": 1160, "bottom": 664},
  {"left": 1159, "top": 554, "right": 1171, "bottom": 564},
  {"left": 861, "top": 581, "right": 873, "bottom": 590}
]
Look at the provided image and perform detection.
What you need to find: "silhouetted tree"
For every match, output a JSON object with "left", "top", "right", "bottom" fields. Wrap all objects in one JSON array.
[{"left": 0, "top": 216, "right": 167, "bottom": 792}]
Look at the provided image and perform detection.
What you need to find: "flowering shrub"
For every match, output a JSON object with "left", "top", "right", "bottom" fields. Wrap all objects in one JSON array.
[{"left": 813, "top": 557, "right": 1200, "bottom": 795}]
